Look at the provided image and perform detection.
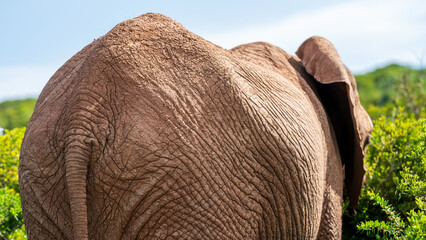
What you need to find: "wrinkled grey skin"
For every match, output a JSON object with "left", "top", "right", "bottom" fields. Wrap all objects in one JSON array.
[{"left": 19, "top": 13, "right": 372, "bottom": 239}]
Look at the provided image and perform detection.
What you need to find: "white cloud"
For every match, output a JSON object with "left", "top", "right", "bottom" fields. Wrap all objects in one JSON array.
[
  {"left": 0, "top": 65, "right": 58, "bottom": 101},
  {"left": 205, "top": 0, "right": 426, "bottom": 73}
]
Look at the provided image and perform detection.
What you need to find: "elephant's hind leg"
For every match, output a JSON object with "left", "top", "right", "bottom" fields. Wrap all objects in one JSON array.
[
  {"left": 317, "top": 185, "right": 343, "bottom": 239},
  {"left": 316, "top": 151, "right": 344, "bottom": 239},
  {"left": 19, "top": 173, "right": 69, "bottom": 239}
]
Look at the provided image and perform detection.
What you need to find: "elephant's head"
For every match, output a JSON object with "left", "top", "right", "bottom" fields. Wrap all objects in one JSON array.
[{"left": 296, "top": 36, "right": 373, "bottom": 207}]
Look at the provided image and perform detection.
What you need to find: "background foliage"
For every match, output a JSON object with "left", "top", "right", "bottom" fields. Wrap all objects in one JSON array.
[
  {"left": 0, "top": 100, "right": 36, "bottom": 131},
  {"left": 0, "top": 128, "right": 26, "bottom": 239},
  {"left": 343, "top": 111, "right": 426, "bottom": 239},
  {"left": 342, "top": 64, "right": 426, "bottom": 239},
  {"left": 356, "top": 64, "right": 425, "bottom": 110},
  {"left": 0, "top": 64, "right": 424, "bottom": 239}
]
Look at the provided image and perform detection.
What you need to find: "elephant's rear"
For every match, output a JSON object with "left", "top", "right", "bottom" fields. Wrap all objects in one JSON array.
[
  {"left": 19, "top": 123, "right": 72, "bottom": 239},
  {"left": 18, "top": 30, "right": 104, "bottom": 239},
  {"left": 19, "top": 87, "right": 74, "bottom": 239}
]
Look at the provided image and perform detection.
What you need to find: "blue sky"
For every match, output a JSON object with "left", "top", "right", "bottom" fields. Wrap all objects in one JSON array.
[{"left": 0, "top": 0, "right": 425, "bottom": 101}]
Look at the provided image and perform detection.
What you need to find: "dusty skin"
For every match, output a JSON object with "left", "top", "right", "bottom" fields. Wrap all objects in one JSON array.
[{"left": 19, "top": 13, "right": 372, "bottom": 239}]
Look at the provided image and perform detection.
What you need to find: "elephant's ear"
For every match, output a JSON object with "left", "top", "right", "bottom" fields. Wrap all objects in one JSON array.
[{"left": 296, "top": 36, "right": 373, "bottom": 208}]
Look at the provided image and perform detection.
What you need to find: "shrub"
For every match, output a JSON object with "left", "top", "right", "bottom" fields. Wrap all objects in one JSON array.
[
  {"left": 0, "top": 128, "right": 26, "bottom": 239},
  {"left": 0, "top": 188, "right": 26, "bottom": 240},
  {"left": 343, "top": 110, "right": 426, "bottom": 239}
]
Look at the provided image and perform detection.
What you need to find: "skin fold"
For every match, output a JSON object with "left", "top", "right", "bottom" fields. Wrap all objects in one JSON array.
[{"left": 19, "top": 13, "right": 372, "bottom": 239}]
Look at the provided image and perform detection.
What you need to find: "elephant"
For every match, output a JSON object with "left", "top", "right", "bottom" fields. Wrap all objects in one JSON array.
[{"left": 19, "top": 13, "right": 372, "bottom": 239}]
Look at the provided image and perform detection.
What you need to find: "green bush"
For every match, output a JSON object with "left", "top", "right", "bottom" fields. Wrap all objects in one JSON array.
[
  {"left": 343, "top": 111, "right": 426, "bottom": 239},
  {"left": 346, "top": 65, "right": 426, "bottom": 238},
  {"left": 0, "top": 188, "right": 26, "bottom": 240},
  {"left": 0, "top": 128, "right": 26, "bottom": 239}
]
